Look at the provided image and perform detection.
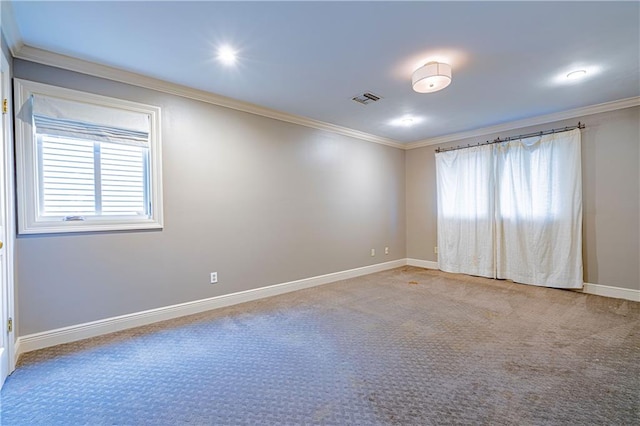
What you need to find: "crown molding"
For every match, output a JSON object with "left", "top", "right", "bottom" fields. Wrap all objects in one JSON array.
[
  {"left": 406, "top": 96, "right": 640, "bottom": 150},
  {"left": 1, "top": 0, "right": 24, "bottom": 56},
  {"left": 13, "top": 45, "right": 639, "bottom": 152},
  {"left": 14, "top": 45, "right": 405, "bottom": 149}
]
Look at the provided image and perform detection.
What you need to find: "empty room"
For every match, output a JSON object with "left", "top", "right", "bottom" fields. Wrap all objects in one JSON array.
[{"left": 0, "top": 1, "right": 638, "bottom": 425}]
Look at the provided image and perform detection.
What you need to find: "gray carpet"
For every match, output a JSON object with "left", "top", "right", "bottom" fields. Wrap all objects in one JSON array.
[{"left": 1, "top": 266, "right": 638, "bottom": 425}]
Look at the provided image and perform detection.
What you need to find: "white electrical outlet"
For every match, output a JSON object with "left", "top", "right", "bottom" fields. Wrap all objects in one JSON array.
[
  {"left": 385, "top": 247, "right": 389, "bottom": 255},
  {"left": 210, "top": 272, "right": 218, "bottom": 284},
  {"left": 370, "top": 248, "right": 375, "bottom": 257},
  {"left": 434, "top": 246, "right": 438, "bottom": 254}
]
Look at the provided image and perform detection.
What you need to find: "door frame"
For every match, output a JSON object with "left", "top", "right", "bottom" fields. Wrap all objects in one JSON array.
[{"left": 1, "top": 47, "right": 16, "bottom": 384}]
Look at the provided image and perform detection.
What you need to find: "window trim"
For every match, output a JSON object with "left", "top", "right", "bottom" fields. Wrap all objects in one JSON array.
[{"left": 15, "top": 78, "right": 163, "bottom": 234}]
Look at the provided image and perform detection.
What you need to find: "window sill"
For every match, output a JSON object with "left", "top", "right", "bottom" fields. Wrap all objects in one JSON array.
[{"left": 18, "top": 219, "right": 163, "bottom": 235}]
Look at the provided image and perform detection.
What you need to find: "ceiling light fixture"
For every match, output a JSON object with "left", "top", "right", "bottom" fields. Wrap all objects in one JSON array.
[
  {"left": 566, "top": 69, "right": 587, "bottom": 80},
  {"left": 412, "top": 61, "right": 452, "bottom": 93},
  {"left": 217, "top": 45, "right": 237, "bottom": 66},
  {"left": 390, "top": 116, "right": 424, "bottom": 127}
]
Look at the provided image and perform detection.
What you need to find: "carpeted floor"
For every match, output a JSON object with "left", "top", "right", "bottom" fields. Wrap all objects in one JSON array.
[{"left": 1, "top": 266, "right": 638, "bottom": 425}]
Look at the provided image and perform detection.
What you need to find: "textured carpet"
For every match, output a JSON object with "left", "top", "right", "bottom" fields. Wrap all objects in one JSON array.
[{"left": 1, "top": 266, "right": 638, "bottom": 425}]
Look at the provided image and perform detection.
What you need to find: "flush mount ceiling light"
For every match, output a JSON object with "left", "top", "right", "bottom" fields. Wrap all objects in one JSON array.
[
  {"left": 566, "top": 69, "right": 587, "bottom": 80},
  {"left": 412, "top": 61, "right": 452, "bottom": 93}
]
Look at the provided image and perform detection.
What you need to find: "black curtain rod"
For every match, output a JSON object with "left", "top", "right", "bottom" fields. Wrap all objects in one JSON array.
[{"left": 435, "top": 122, "right": 586, "bottom": 153}]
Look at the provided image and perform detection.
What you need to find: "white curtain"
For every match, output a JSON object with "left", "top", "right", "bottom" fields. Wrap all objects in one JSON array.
[
  {"left": 435, "top": 129, "right": 583, "bottom": 289},
  {"left": 436, "top": 144, "right": 495, "bottom": 278}
]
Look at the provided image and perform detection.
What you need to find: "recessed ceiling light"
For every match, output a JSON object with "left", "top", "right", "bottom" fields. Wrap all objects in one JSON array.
[
  {"left": 390, "top": 116, "right": 423, "bottom": 127},
  {"left": 551, "top": 65, "right": 600, "bottom": 86},
  {"left": 217, "top": 45, "right": 237, "bottom": 66},
  {"left": 566, "top": 70, "right": 587, "bottom": 80}
]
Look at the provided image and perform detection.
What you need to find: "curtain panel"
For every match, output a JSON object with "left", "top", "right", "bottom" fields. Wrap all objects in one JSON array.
[{"left": 436, "top": 144, "right": 495, "bottom": 278}]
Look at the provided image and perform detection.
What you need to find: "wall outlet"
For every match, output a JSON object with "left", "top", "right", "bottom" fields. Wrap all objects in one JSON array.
[
  {"left": 370, "top": 248, "right": 375, "bottom": 257},
  {"left": 210, "top": 272, "right": 218, "bottom": 284},
  {"left": 385, "top": 247, "right": 389, "bottom": 255},
  {"left": 434, "top": 246, "right": 438, "bottom": 254}
]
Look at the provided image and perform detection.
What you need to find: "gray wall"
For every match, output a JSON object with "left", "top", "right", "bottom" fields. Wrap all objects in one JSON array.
[
  {"left": 406, "top": 106, "right": 640, "bottom": 291},
  {"left": 14, "top": 59, "right": 406, "bottom": 336},
  {"left": 13, "top": 57, "right": 639, "bottom": 336}
]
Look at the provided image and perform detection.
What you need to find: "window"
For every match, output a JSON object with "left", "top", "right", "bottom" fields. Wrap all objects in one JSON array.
[{"left": 15, "top": 79, "right": 163, "bottom": 234}]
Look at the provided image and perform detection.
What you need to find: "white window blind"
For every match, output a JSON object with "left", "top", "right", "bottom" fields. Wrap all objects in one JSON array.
[
  {"left": 38, "top": 136, "right": 149, "bottom": 219},
  {"left": 39, "top": 136, "right": 96, "bottom": 216},
  {"left": 100, "top": 142, "right": 148, "bottom": 216},
  {"left": 15, "top": 78, "right": 163, "bottom": 234},
  {"left": 32, "top": 93, "right": 150, "bottom": 144},
  {"left": 33, "top": 94, "right": 151, "bottom": 221}
]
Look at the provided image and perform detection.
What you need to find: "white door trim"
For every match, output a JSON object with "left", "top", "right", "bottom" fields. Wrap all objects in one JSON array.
[{"left": 1, "top": 48, "right": 16, "bottom": 379}]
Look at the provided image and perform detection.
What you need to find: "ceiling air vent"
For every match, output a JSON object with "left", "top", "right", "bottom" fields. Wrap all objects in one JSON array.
[{"left": 352, "top": 92, "right": 382, "bottom": 105}]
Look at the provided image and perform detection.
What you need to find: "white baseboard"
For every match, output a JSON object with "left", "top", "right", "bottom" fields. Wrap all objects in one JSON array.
[
  {"left": 404, "top": 258, "right": 640, "bottom": 302},
  {"left": 581, "top": 282, "right": 640, "bottom": 302},
  {"left": 406, "top": 258, "right": 439, "bottom": 269},
  {"left": 15, "top": 258, "right": 639, "bottom": 360},
  {"left": 15, "top": 259, "right": 406, "bottom": 358}
]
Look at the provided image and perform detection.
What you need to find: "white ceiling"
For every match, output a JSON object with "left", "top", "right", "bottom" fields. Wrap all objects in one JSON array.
[{"left": 7, "top": 1, "right": 640, "bottom": 144}]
